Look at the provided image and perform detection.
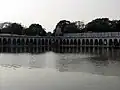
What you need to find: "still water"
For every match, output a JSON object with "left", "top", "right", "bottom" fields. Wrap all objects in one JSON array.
[{"left": 0, "top": 47, "right": 120, "bottom": 90}]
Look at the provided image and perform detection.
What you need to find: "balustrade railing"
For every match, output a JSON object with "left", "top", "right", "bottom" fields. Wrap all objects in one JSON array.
[{"left": 64, "top": 32, "right": 120, "bottom": 38}]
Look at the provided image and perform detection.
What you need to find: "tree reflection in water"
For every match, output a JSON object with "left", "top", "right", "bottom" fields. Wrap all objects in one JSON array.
[{"left": 0, "top": 46, "right": 120, "bottom": 76}]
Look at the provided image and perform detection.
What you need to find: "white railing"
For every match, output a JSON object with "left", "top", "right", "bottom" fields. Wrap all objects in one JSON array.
[{"left": 63, "top": 32, "right": 120, "bottom": 38}]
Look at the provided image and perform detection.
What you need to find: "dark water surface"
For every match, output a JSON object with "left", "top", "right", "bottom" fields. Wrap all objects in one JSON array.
[{"left": 0, "top": 47, "right": 120, "bottom": 90}]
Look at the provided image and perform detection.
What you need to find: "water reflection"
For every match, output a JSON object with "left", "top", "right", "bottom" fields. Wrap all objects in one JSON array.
[
  {"left": 0, "top": 47, "right": 120, "bottom": 90},
  {"left": 0, "top": 46, "right": 119, "bottom": 54},
  {"left": 0, "top": 47, "right": 120, "bottom": 61},
  {"left": 0, "top": 47, "right": 120, "bottom": 76}
]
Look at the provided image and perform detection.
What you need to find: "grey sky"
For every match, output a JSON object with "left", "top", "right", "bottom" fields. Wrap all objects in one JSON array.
[{"left": 0, "top": 0, "right": 120, "bottom": 32}]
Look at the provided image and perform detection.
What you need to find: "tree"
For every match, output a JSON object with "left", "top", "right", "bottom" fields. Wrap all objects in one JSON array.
[
  {"left": 25, "top": 24, "right": 46, "bottom": 36},
  {"left": 74, "top": 21, "right": 85, "bottom": 30},
  {"left": 10, "top": 23, "right": 24, "bottom": 35},
  {"left": 53, "top": 20, "right": 70, "bottom": 36},
  {"left": 113, "top": 20, "right": 120, "bottom": 32},
  {"left": 85, "top": 18, "right": 112, "bottom": 32},
  {"left": 53, "top": 20, "right": 84, "bottom": 35},
  {"left": 1, "top": 22, "right": 24, "bottom": 35},
  {"left": 64, "top": 22, "right": 81, "bottom": 33}
]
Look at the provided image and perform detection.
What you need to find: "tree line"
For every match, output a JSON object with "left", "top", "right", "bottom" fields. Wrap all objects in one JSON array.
[
  {"left": 0, "top": 18, "right": 120, "bottom": 36},
  {"left": 0, "top": 22, "right": 46, "bottom": 36}
]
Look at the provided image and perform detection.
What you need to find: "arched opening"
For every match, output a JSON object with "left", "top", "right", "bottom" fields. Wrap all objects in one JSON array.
[
  {"left": 60, "top": 39, "right": 62, "bottom": 45},
  {"left": 90, "top": 39, "right": 93, "bottom": 45},
  {"left": 86, "top": 39, "right": 89, "bottom": 45},
  {"left": 67, "top": 39, "right": 69, "bottom": 45},
  {"left": 45, "top": 39, "right": 48, "bottom": 45},
  {"left": 82, "top": 39, "right": 85, "bottom": 45},
  {"left": 42, "top": 39, "right": 44, "bottom": 45},
  {"left": 78, "top": 39, "right": 81, "bottom": 45},
  {"left": 38, "top": 39, "right": 41, "bottom": 45},
  {"left": 17, "top": 39, "right": 20, "bottom": 45},
  {"left": 49, "top": 39, "right": 51, "bottom": 45},
  {"left": 33, "top": 39, "right": 37, "bottom": 45},
  {"left": 74, "top": 39, "right": 77, "bottom": 45},
  {"left": 114, "top": 39, "right": 119, "bottom": 47},
  {"left": 70, "top": 39, "right": 74, "bottom": 45},
  {"left": 13, "top": 39, "right": 16, "bottom": 45},
  {"left": 21, "top": 39, "right": 25, "bottom": 46},
  {"left": 63, "top": 39, "right": 66, "bottom": 45},
  {"left": 3, "top": 38, "right": 7, "bottom": 45},
  {"left": 30, "top": 39, "right": 33, "bottom": 46},
  {"left": 109, "top": 39, "right": 113, "bottom": 46},
  {"left": 104, "top": 39, "right": 107, "bottom": 45},
  {"left": 8, "top": 39, "right": 11, "bottom": 45},
  {"left": 26, "top": 39, "right": 29, "bottom": 45},
  {"left": 94, "top": 39, "right": 99, "bottom": 45},
  {"left": 99, "top": 39, "right": 103, "bottom": 45},
  {"left": 65, "top": 39, "right": 68, "bottom": 45},
  {"left": 55, "top": 39, "right": 59, "bottom": 45}
]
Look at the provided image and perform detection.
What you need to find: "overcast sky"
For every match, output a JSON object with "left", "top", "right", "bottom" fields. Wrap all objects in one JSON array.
[{"left": 0, "top": 0, "right": 120, "bottom": 32}]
